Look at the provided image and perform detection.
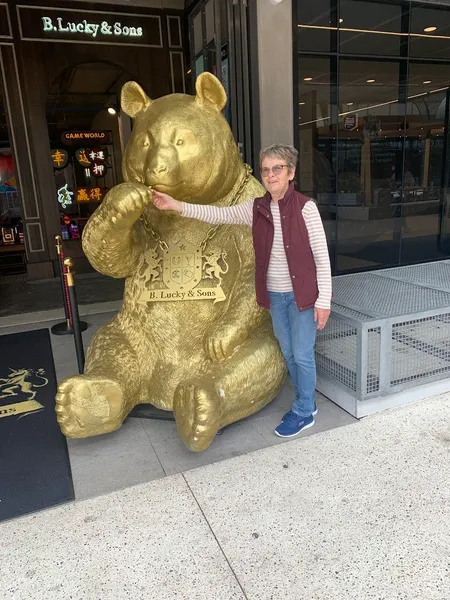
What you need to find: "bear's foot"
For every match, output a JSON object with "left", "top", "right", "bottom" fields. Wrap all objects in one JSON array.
[
  {"left": 174, "top": 381, "right": 221, "bottom": 452},
  {"left": 56, "top": 375, "right": 128, "bottom": 438}
]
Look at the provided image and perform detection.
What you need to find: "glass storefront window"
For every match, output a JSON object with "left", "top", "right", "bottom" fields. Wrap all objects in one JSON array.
[
  {"left": 298, "top": 56, "right": 337, "bottom": 271},
  {"left": 410, "top": 5, "right": 450, "bottom": 60},
  {"left": 0, "top": 77, "right": 26, "bottom": 275},
  {"left": 188, "top": 0, "right": 257, "bottom": 168},
  {"left": 337, "top": 59, "right": 404, "bottom": 272},
  {"left": 339, "top": 0, "right": 403, "bottom": 57},
  {"left": 193, "top": 11, "right": 203, "bottom": 56},
  {"left": 295, "top": 0, "right": 450, "bottom": 273},
  {"left": 205, "top": 0, "right": 215, "bottom": 44},
  {"left": 401, "top": 63, "right": 450, "bottom": 264},
  {"left": 297, "top": 0, "right": 336, "bottom": 53}
]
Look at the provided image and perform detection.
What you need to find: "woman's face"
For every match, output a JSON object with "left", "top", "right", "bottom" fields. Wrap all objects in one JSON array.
[{"left": 260, "top": 155, "right": 295, "bottom": 197}]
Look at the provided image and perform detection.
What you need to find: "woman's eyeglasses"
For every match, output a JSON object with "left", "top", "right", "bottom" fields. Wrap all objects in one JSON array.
[{"left": 261, "top": 164, "right": 289, "bottom": 177}]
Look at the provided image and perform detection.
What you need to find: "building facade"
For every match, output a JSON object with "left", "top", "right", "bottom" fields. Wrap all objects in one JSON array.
[
  {"left": 2, "top": 0, "right": 450, "bottom": 281},
  {"left": 0, "top": 0, "right": 186, "bottom": 279},
  {"left": 295, "top": 0, "right": 450, "bottom": 274},
  {"left": 189, "top": 0, "right": 450, "bottom": 275}
]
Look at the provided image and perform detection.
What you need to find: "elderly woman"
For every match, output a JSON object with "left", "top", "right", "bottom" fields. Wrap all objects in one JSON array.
[{"left": 152, "top": 144, "right": 332, "bottom": 438}]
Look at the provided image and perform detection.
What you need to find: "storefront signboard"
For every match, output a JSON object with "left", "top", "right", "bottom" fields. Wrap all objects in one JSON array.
[
  {"left": 57, "top": 184, "right": 73, "bottom": 209},
  {"left": 343, "top": 114, "right": 358, "bottom": 132},
  {"left": 0, "top": 4, "right": 12, "bottom": 39},
  {"left": 75, "top": 187, "right": 107, "bottom": 203},
  {"left": 50, "top": 148, "right": 69, "bottom": 169},
  {"left": 75, "top": 149, "right": 91, "bottom": 167},
  {"left": 90, "top": 162, "right": 107, "bottom": 178},
  {"left": 17, "top": 6, "right": 163, "bottom": 48},
  {"left": 63, "top": 131, "right": 107, "bottom": 142},
  {"left": 87, "top": 148, "right": 107, "bottom": 163},
  {"left": 62, "top": 131, "right": 112, "bottom": 146}
]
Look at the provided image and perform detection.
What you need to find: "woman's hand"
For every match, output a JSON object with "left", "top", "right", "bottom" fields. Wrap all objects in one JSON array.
[
  {"left": 152, "top": 191, "right": 183, "bottom": 213},
  {"left": 314, "top": 308, "right": 331, "bottom": 330}
]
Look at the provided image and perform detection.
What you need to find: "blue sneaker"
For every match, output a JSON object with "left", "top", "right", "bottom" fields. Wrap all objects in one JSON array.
[
  {"left": 281, "top": 404, "right": 317, "bottom": 422},
  {"left": 275, "top": 413, "right": 315, "bottom": 438}
]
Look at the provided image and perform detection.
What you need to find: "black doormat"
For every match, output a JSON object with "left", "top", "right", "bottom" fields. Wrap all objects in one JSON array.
[{"left": 0, "top": 329, "right": 74, "bottom": 522}]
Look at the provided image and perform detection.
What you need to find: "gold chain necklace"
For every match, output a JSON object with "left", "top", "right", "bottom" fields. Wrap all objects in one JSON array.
[{"left": 140, "top": 164, "right": 252, "bottom": 253}]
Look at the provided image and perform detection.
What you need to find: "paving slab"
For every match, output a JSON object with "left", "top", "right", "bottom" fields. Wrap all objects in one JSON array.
[
  {"left": 0, "top": 475, "right": 245, "bottom": 600},
  {"left": 184, "top": 394, "right": 450, "bottom": 600},
  {"left": 67, "top": 419, "right": 165, "bottom": 500},
  {"left": 144, "top": 418, "right": 269, "bottom": 476}
]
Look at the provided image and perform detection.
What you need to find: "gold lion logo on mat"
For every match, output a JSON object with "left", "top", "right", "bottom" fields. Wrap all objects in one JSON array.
[{"left": 0, "top": 368, "right": 49, "bottom": 419}]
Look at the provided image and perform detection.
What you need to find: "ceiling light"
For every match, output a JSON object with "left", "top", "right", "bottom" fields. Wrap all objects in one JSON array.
[
  {"left": 347, "top": 102, "right": 354, "bottom": 106},
  {"left": 367, "top": 79, "right": 376, "bottom": 83},
  {"left": 304, "top": 77, "right": 312, "bottom": 81},
  {"left": 107, "top": 107, "right": 117, "bottom": 115},
  {"left": 339, "top": 18, "right": 344, "bottom": 24},
  {"left": 424, "top": 26, "right": 437, "bottom": 33},
  {"left": 423, "top": 80, "right": 431, "bottom": 84},
  {"left": 299, "top": 102, "right": 306, "bottom": 105}
]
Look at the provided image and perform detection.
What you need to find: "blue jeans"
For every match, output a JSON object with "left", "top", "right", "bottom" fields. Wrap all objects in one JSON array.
[{"left": 268, "top": 291, "right": 317, "bottom": 418}]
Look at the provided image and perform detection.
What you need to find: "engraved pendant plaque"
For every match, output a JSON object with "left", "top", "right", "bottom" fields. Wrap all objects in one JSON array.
[{"left": 138, "top": 240, "right": 228, "bottom": 304}]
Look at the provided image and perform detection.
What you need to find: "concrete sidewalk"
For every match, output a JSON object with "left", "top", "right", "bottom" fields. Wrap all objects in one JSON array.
[{"left": 2, "top": 393, "right": 450, "bottom": 600}]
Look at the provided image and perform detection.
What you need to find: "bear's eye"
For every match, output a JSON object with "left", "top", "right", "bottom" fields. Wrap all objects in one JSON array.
[{"left": 176, "top": 139, "right": 184, "bottom": 146}]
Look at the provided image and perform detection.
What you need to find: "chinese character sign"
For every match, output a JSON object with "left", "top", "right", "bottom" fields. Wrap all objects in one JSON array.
[
  {"left": 75, "top": 148, "right": 92, "bottom": 167},
  {"left": 51, "top": 149, "right": 69, "bottom": 169},
  {"left": 90, "top": 162, "right": 107, "bottom": 178},
  {"left": 75, "top": 187, "right": 107, "bottom": 203},
  {"left": 88, "top": 147, "right": 107, "bottom": 163},
  {"left": 75, "top": 147, "right": 108, "bottom": 167}
]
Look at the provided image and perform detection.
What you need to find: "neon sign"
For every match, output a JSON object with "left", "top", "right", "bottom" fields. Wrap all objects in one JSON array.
[
  {"left": 57, "top": 185, "right": 74, "bottom": 209},
  {"left": 41, "top": 17, "right": 143, "bottom": 39}
]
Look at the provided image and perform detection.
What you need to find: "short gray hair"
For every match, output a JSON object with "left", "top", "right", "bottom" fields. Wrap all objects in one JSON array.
[{"left": 259, "top": 144, "right": 298, "bottom": 170}]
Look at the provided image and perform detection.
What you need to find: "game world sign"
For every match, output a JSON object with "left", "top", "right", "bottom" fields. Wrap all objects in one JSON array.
[{"left": 17, "top": 6, "right": 163, "bottom": 47}]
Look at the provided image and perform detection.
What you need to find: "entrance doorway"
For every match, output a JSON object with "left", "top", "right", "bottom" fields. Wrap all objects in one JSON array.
[
  {"left": 188, "top": 0, "right": 259, "bottom": 171},
  {"left": 0, "top": 81, "right": 26, "bottom": 280},
  {"left": 46, "top": 61, "right": 134, "bottom": 269}
]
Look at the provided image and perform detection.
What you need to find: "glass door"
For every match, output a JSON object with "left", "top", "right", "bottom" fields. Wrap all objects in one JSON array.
[
  {"left": 188, "top": 0, "right": 258, "bottom": 170},
  {"left": 439, "top": 89, "right": 450, "bottom": 256}
]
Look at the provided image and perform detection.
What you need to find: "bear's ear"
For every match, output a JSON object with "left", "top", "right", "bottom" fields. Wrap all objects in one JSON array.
[
  {"left": 195, "top": 73, "right": 227, "bottom": 112},
  {"left": 121, "top": 82, "right": 152, "bottom": 118}
]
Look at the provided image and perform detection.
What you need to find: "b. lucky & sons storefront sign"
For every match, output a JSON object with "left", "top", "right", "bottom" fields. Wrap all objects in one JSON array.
[{"left": 17, "top": 6, "right": 163, "bottom": 47}]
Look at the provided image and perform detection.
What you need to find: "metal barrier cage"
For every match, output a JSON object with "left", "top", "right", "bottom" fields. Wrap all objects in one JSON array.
[{"left": 316, "top": 262, "right": 450, "bottom": 418}]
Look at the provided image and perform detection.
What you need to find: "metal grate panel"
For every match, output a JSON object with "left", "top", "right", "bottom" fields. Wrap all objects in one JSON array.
[
  {"left": 367, "top": 327, "right": 381, "bottom": 394},
  {"left": 332, "top": 303, "right": 374, "bottom": 322},
  {"left": 390, "top": 315, "right": 450, "bottom": 387},
  {"left": 316, "top": 317, "right": 357, "bottom": 392},
  {"left": 316, "top": 262, "right": 450, "bottom": 415},
  {"left": 332, "top": 273, "right": 450, "bottom": 318},
  {"left": 376, "top": 261, "right": 450, "bottom": 293}
]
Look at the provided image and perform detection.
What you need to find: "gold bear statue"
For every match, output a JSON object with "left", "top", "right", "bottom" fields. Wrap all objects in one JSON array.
[{"left": 55, "top": 73, "right": 286, "bottom": 451}]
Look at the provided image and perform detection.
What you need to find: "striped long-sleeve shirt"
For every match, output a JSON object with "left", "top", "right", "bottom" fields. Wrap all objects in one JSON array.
[{"left": 181, "top": 197, "right": 332, "bottom": 310}]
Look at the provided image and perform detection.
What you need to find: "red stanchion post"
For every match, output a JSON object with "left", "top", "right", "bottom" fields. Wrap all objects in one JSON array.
[
  {"left": 51, "top": 234, "right": 88, "bottom": 336},
  {"left": 64, "top": 257, "right": 85, "bottom": 374}
]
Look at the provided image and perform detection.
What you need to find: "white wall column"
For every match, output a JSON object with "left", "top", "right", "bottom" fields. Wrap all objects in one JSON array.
[{"left": 256, "top": 0, "right": 294, "bottom": 149}]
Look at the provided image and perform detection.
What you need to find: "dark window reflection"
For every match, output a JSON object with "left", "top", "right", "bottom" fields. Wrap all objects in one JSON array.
[
  {"left": 296, "top": 0, "right": 450, "bottom": 273},
  {"left": 336, "top": 59, "right": 403, "bottom": 273},
  {"left": 339, "top": 0, "right": 403, "bottom": 57},
  {"left": 410, "top": 6, "right": 450, "bottom": 60},
  {"left": 401, "top": 63, "right": 450, "bottom": 264},
  {"left": 297, "top": 0, "right": 335, "bottom": 53},
  {"left": 298, "top": 56, "right": 337, "bottom": 270}
]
